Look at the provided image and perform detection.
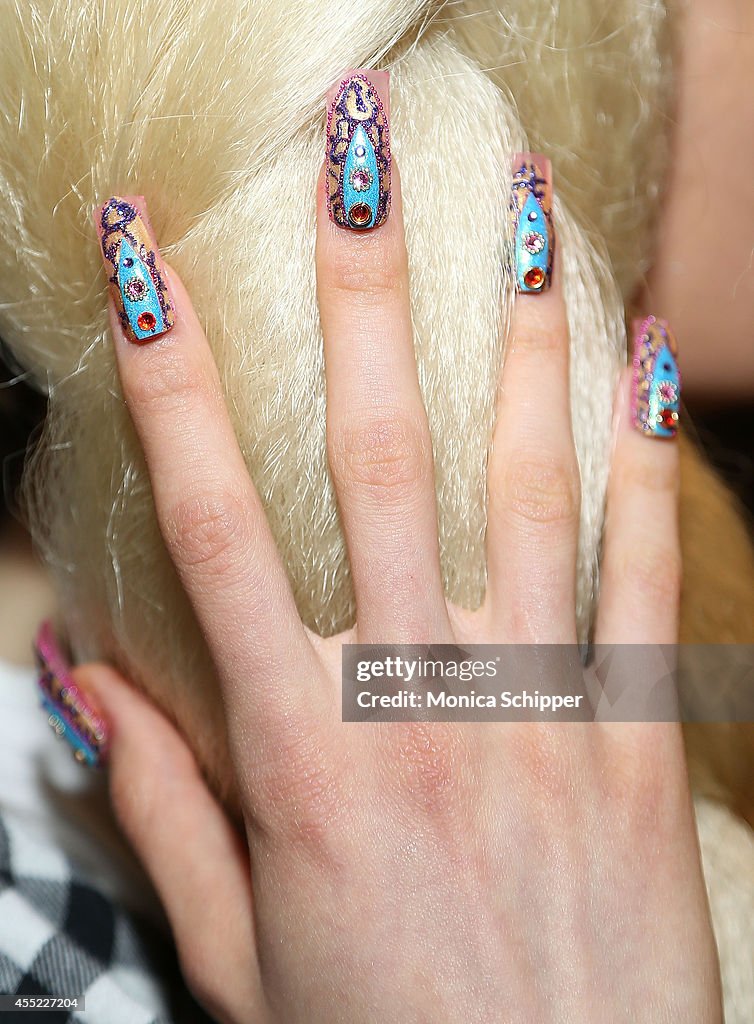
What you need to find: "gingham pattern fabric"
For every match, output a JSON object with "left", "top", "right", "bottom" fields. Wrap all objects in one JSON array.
[{"left": 0, "top": 812, "right": 214, "bottom": 1024}]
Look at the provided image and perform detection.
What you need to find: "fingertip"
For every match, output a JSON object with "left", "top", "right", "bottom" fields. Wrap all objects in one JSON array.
[
  {"left": 68, "top": 663, "right": 141, "bottom": 767},
  {"left": 609, "top": 371, "right": 681, "bottom": 498},
  {"left": 70, "top": 664, "right": 217, "bottom": 862},
  {"left": 70, "top": 662, "right": 143, "bottom": 724},
  {"left": 598, "top": 351, "right": 682, "bottom": 643},
  {"left": 69, "top": 662, "right": 194, "bottom": 778}
]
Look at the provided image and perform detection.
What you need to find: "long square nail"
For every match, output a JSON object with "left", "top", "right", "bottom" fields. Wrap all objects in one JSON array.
[
  {"left": 325, "top": 71, "right": 391, "bottom": 230},
  {"left": 33, "top": 621, "right": 109, "bottom": 767},
  {"left": 510, "top": 154, "right": 554, "bottom": 293},
  {"left": 631, "top": 316, "right": 681, "bottom": 438},
  {"left": 96, "top": 195, "right": 175, "bottom": 344}
]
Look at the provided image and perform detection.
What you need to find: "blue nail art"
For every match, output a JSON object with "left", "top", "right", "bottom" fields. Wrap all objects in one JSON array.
[
  {"left": 98, "top": 196, "right": 175, "bottom": 344},
  {"left": 326, "top": 73, "right": 391, "bottom": 230},
  {"left": 510, "top": 157, "right": 554, "bottom": 293},
  {"left": 116, "top": 238, "right": 167, "bottom": 342},
  {"left": 632, "top": 316, "right": 681, "bottom": 438},
  {"left": 342, "top": 126, "right": 380, "bottom": 229}
]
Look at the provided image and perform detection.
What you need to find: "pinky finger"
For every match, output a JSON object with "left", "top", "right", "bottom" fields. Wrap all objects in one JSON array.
[
  {"left": 69, "top": 661, "right": 263, "bottom": 1024},
  {"left": 595, "top": 317, "right": 682, "bottom": 644}
]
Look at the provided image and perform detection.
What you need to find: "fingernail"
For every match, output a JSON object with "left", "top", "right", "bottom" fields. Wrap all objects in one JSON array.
[
  {"left": 325, "top": 70, "right": 391, "bottom": 231},
  {"left": 631, "top": 315, "right": 681, "bottom": 438},
  {"left": 510, "top": 153, "right": 555, "bottom": 293},
  {"left": 33, "top": 621, "right": 110, "bottom": 767},
  {"left": 95, "top": 195, "right": 175, "bottom": 344}
]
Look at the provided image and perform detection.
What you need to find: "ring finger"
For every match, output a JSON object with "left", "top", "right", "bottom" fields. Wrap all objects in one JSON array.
[{"left": 484, "top": 154, "right": 580, "bottom": 642}]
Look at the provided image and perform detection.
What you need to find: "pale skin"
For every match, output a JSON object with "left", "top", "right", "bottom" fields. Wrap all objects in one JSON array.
[{"left": 63, "top": 114, "right": 725, "bottom": 1021}]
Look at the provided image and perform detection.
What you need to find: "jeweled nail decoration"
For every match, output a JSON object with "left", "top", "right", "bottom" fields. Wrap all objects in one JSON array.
[
  {"left": 510, "top": 157, "right": 554, "bottom": 293},
  {"left": 33, "top": 621, "right": 109, "bottom": 767},
  {"left": 326, "top": 74, "right": 391, "bottom": 230},
  {"left": 631, "top": 316, "right": 681, "bottom": 438},
  {"left": 98, "top": 196, "right": 175, "bottom": 343}
]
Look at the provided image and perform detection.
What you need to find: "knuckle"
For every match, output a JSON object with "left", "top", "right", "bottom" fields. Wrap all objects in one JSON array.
[
  {"left": 613, "top": 448, "right": 680, "bottom": 495},
  {"left": 126, "top": 347, "right": 215, "bottom": 418},
  {"left": 385, "top": 722, "right": 472, "bottom": 824},
  {"left": 508, "top": 724, "right": 579, "bottom": 806},
  {"left": 249, "top": 720, "right": 346, "bottom": 857},
  {"left": 513, "top": 327, "right": 564, "bottom": 355},
  {"left": 601, "top": 727, "right": 687, "bottom": 837},
  {"left": 328, "top": 413, "right": 432, "bottom": 499},
  {"left": 620, "top": 544, "right": 682, "bottom": 607},
  {"left": 161, "top": 489, "right": 252, "bottom": 578},
  {"left": 496, "top": 454, "right": 580, "bottom": 529},
  {"left": 325, "top": 244, "right": 407, "bottom": 300}
]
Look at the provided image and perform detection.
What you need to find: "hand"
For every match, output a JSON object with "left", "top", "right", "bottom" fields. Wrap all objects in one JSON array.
[{"left": 72, "top": 148, "right": 722, "bottom": 1022}]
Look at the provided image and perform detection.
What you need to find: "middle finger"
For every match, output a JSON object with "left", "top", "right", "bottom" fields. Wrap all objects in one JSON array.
[{"left": 316, "top": 70, "right": 451, "bottom": 643}]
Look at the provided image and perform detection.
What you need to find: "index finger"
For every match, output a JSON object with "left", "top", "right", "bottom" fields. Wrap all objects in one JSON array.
[{"left": 95, "top": 195, "right": 320, "bottom": 726}]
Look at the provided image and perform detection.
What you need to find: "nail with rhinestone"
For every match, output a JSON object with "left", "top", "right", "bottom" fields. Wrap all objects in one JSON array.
[
  {"left": 325, "top": 70, "right": 391, "bottom": 231},
  {"left": 510, "top": 153, "right": 555, "bottom": 293},
  {"left": 33, "top": 621, "right": 110, "bottom": 768},
  {"left": 631, "top": 316, "right": 681, "bottom": 439},
  {"left": 95, "top": 195, "right": 175, "bottom": 344}
]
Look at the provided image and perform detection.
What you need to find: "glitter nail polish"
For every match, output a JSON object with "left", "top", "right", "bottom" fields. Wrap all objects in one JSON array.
[
  {"left": 510, "top": 154, "right": 554, "bottom": 293},
  {"left": 96, "top": 195, "right": 175, "bottom": 344},
  {"left": 33, "top": 621, "right": 109, "bottom": 767},
  {"left": 325, "top": 72, "right": 391, "bottom": 231},
  {"left": 631, "top": 316, "right": 681, "bottom": 438}
]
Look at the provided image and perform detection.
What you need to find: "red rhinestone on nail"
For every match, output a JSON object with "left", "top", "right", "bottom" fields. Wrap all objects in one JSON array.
[
  {"left": 523, "top": 267, "right": 545, "bottom": 290},
  {"left": 348, "top": 203, "right": 372, "bottom": 227}
]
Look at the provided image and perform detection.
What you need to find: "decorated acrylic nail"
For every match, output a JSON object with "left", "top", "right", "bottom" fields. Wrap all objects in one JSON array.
[
  {"left": 631, "top": 315, "right": 681, "bottom": 438},
  {"left": 96, "top": 195, "right": 175, "bottom": 344},
  {"left": 510, "top": 154, "right": 554, "bottom": 293},
  {"left": 325, "top": 71, "right": 391, "bottom": 231},
  {"left": 33, "top": 621, "right": 109, "bottom": 767}
]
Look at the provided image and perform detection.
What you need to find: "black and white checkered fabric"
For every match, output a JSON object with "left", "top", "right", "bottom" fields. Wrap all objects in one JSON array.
[{"left": 0, "top": 811, "right": 214, "bottom": 1024}]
